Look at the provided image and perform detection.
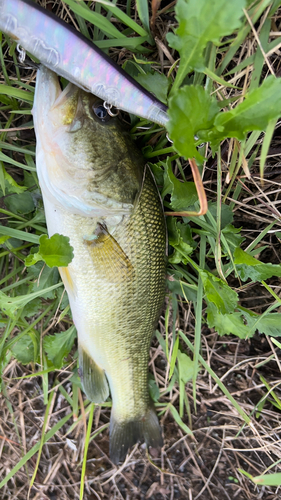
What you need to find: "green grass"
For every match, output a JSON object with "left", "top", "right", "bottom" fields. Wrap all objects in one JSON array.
[{"left": 1, "top": 0, "right": 281, "bottom": 496}]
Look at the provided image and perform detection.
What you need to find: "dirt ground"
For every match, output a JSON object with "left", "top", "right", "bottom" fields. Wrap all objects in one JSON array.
[{"left": 1, "top": 317, "right": 281, "bottom": 500}]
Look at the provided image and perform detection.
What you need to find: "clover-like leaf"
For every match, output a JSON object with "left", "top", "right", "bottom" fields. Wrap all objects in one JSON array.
[
  {"left": 167, "top": 85, "right": 219, "bottom": 160},
  {"left": 200, "top": 270, "right": 238, "bottom": 314},
  {"left": 39, "top": 233, "right": 74, "bottom": 268},
  {"left": 167, "top": 0, "right": 246, "bottom": 93},
  {"left": 234, "top": 247, "right": 281, "bottom": 282},
  {"left": 43, "top": 326, "right": 77, "bottom": 369}
]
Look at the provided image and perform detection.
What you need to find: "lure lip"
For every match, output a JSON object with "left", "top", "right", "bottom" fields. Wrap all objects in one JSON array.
[{"left": 0, "top": 0, "right": 169, "bottom": 127}]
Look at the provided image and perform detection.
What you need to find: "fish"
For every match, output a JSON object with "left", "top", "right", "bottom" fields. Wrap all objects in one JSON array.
[
  {"left": 0, "top": 0, "right": 169, "bottom": 127},
  {"left": 32, "top": 65, "right": 167, "bottom": 463}
]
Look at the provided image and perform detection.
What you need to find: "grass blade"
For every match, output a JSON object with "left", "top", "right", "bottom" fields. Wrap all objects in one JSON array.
[
  {"left": 80, "top": 403, "right": 95, "bottom": 500},
  {"left": 135, "top": 0, "right": 151, "bottom": 35},
  {"left": 0, "top": 226, "right": 41, "bottom": 244},
  {"left": 179, "top": 331, "right": 251, "bottom": 425}
]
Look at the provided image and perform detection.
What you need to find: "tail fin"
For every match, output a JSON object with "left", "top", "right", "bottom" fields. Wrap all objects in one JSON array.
[{"left": 109, "top": 405, "right": 163, "bottom": 464}]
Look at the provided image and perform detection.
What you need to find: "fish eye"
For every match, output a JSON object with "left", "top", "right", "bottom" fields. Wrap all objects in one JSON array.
[{"left": 92, "top": 103, "right": 109, "bottom": 122}]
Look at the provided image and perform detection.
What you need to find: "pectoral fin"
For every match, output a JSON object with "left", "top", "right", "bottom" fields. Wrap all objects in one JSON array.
[
  {"left": 83, "top": 223, "right": 134, "bottom": 282},
  {"left": 79, "top": 346, "right": 109, "bottom": 403}
]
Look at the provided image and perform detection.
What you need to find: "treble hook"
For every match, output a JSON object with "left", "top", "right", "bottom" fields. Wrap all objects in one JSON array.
[
  {"left": 103, "top": 101, "right": 119, "bottom": 117},
  {"left": 16, "top": 43, "right": 26, "bottom": 64}
]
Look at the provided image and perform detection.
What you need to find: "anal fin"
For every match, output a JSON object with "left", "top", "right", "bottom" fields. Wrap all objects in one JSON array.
[{"left": 79, "top": 346, "right": 109, "bottom": 403}]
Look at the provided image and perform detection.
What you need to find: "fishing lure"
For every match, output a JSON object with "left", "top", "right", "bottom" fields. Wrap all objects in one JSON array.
[{"left": 0, "top": 0, "right": 169, "bottom": 127}]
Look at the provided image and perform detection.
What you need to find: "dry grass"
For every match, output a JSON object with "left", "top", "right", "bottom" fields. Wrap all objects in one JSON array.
[
  {"left": 2, "top": 279, "right": 281, "bottom": 500},
  {"left": 2, "top": 319, "right": 281, "bottom": 499}
]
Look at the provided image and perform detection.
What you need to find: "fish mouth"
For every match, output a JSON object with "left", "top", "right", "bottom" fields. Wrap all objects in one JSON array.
[
  {"left": 33, "top": 65, "right": 82, "bottom": 130},
  {"left": 32, "top": 65, "right": 61, "bottom": 121}
]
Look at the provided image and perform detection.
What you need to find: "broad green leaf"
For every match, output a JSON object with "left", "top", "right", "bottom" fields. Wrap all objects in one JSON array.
[
  {"left": 24, "top": 234, "right": 73, "bottom": 267},
  {"left": 234, "top": 247, "right": 261, "bottom": 266},
  {"left": 11, "top": 332, "right": 39, "bottom": 364},
  {"left": 209, "top": 76, "right": 281, "bottom": 147},
  {"left": 167, "top": 85, "right": 219, "bottom": 160},
  {"left": 177, "top": 351, "right": 195, "bottom": 383},
  {"left": 149, "top": 162, "right": 164, "bottom": 186},
  {"left": 208, "top": 202, "right": 233, "bottom": 229},
  {"left": 167, "top": 218, "right": 194, "bottom": 248},
  {"left": 241, "top": 308, "right": 281, "bottom": 337},
  {"left": 28, "top": 264, "right": 60, "bottom": 300},
  {"left": 23, "top": 298, "right": 43, "bottom": 318},
  {"left": 200, "top": 270, "right": 238, "bottom": 314},
  {"left": 43, "top": 326, "right": 77, "bottom": 369},
  {"left": 162, "top": 158, "right": 198, "bottom": 208},
  {"left": 24, "top": 252, "right": 43, "bottom": 267},
  {"left": 222, "top": 224, "right": 244, "bottom": 249},
  {"left": 207, "top": 303, "right": 281, "bottom": 338},
  {"left": 234, "top": 247, "right": 281, "bottom": 281},
  {"left": 206, "top": 303, "right": 249, "bottom": 338},
  {"left": 4, "top": 192, "right": 35, "bottom": 215},
  {"left": 135, "top": 72, "right": 170, "bottom": 104},
  {"left": 167, "top": 273, "right": 198, "bottom": 302},
  {"left": 2, "top": 169, "right": 27, "bottom": 194},
  {"left": 23, "top": 170, "right": 38, "bottom": 189},
  {"left": 39, "top": 234, "right": 74, "bottom": 268},
  {"left": 148, "top": 375, "right": 160, "bottom": 402},
  {"left": 167, "top": 0, "right": 246, "bottom": 93},
  {"left": 167, "top": 218, "right": 195, "bottom": 264}
]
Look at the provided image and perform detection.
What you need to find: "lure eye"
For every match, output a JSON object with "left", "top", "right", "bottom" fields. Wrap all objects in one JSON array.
[{"left": 92, "top": 103, "right": 109, "bottom": 121}]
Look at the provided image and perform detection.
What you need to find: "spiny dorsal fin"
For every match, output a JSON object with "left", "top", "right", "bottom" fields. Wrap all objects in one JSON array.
[{"left": 79, "top": 345, "right": 109, "bottom": 403}]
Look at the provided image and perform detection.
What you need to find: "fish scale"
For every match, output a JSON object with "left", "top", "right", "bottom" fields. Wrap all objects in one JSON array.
[{"left": 33, "top": 66, "right": 166, "bottom": 463}]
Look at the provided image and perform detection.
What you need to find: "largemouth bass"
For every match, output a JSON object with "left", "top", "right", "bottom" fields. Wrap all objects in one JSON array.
[
  {"left": 0, "top": 0, "right": 169, "bottom": 127},
  {"left": 32, "top": 66, "right": 166, "bottom": 463}
]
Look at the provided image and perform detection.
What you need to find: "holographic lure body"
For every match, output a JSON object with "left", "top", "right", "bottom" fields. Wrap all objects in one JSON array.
[{"left": 0, "top": 0, "right": 169, "bottom": 127}]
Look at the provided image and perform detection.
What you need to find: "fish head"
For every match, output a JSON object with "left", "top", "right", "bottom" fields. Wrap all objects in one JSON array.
[{"left": 33, "top": 66, "right": 144, "bottom": 216}]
